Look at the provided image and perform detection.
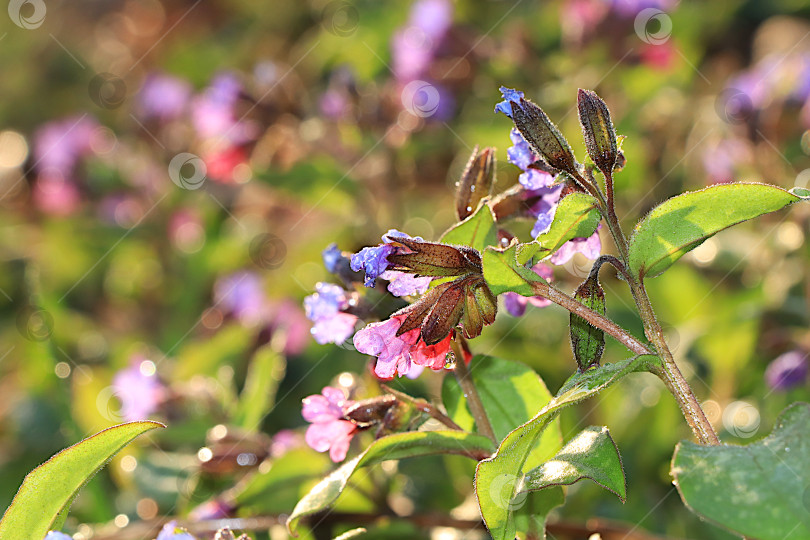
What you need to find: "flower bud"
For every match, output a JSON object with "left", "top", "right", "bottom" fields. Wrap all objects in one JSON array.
[
  {"left": 577, "top": 89, "right": 618, "bottom": 178},
  {"left": 456, "top": 146, "right": 496, "bottom": 220},
  {"left": 510, "top": 98, "right": 578, "bottom": 175},
  {"left": 343, "top": 394, "right": 398, "bottom": 427},
  {"left": 387, "top": 237, "right": 481, "bottom": 277},
  {"left": 570, "top": 270, "right": 606, "bottom": 372}
]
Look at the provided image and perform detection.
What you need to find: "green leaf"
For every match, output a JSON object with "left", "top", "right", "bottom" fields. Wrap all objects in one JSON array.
[
  {"left": 475, "top": 355, "right": 655, "bottom": 540},
  {"left": 0, "top": 421, "right": 164, "bottom": 540},
  {"left": 233, "top": 345, "right": 285, "bottom": 431},
  {"left": 672, "top": 402, "right": 810, "bottom": 540},
  {"left": 517, "top": 192, "right": 601, "bottom": 265},
  {"left": 442, "top": 356, "right": 561, "bottom": 452},
  {"left": 522, "top": 426, "right": 626, "bottom": 502},
  {"left": 628, "top": 182, "right": 804, "bottom": 279},
  {"left": 287, "top": 430, "right": 494, "bottom": 535},
  {"left": 482, "top": 243, "right": 548, "bottom": 297},
  {"left": 512, "top": 489, "right": 565, "bottom": 540},
  {"left": 440, "top": 202, "right": 497, "bottom": 252}
]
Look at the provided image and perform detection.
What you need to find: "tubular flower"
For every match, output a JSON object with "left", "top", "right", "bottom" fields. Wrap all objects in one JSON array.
[
  {"left": 350, "top": 229, "right": 424, "bottom": 287},
  {"left": 302, "top": 386, "right": 358, "bottom": 462},
  {"left": 303, "top": 282, "right": 359, "bottom": 345}
]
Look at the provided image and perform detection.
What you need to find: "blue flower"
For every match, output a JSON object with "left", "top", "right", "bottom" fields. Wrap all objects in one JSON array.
[
  {"left": 45, "top": 533, "right": 72, "bottom": 540},
  {"left": 506, "top": 128, "right": 536, "bottom": 170},
  {"left": 350, "top": 229, "right": 422, "bottom": 287},
  {"left": 494, "top": 86, "right": 525, "bottom": 118},
  {"left": 303, "top": 283, "right": 358, "bottom": 345},
  {"left": 322, "top": 243, "right": 343, "bottom": 273}
]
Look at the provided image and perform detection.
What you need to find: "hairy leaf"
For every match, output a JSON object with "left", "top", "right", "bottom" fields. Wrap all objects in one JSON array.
[
  {"left": 475, "top": 355, "right": 655, "bottom": 540},
  {"left": 628, "top": 183, "right": 806, "bottom": 279},
  {"left": 0, "top": 422, "right": 164, "bottom": 540},
  {"left": 482, "top": 243, "right": 548, "bottom": 297},
  {"left": 672, "top": 402, "right": 810, "bottom": 540},
  {"left": 518, "top": 193, "right": 601, "bottom": 265},
  {"left": 441, "top": 201, "right": 498, "bottom": 253},
  {"left": 522, "top": 426, "right": 625, "bottom": 502}
]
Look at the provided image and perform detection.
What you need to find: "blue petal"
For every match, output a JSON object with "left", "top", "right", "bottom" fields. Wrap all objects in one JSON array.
[{"left": 494, "top": 86, "right": 525, "bottom": 117}]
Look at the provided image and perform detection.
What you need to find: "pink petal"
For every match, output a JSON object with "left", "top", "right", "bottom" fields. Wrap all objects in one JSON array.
[{"left": 302, "top": 394, "right": 341, "bottom": 423}]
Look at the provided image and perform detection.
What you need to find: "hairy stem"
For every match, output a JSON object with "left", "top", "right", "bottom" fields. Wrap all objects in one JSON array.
[
  {"left": 451, "top": 340, "right": 497, "bottom": 444},
  {"left": 529, "top": 281, "right": 652, "bottom": 356},
  {"left": 629, "top": 280, "right": 721, "bottom": 445},
  {"left": 597, "top": 183, "right": 720, "bottom": 445}
]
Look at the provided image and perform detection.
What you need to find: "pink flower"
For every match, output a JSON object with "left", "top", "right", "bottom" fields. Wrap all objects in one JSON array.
[
  {"left": 353, "top": 312, "right": 452, "bottom": 379},
  {"left": 548, "top": 229, "right": 602, "bottom": 265},
  {"left": 302, "top": 387, "right": 358, "bottom": 462},
  {"left": 380, "top": 270, "right": 432, "bottom": 297},
  {"left": 503, "top": 264, "right": 554, "bottom": 317},
  {"left": 112, "top": 357, "right": 165, "bottom": 423}
]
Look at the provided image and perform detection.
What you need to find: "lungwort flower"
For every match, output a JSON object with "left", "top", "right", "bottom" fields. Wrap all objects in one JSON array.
[
  {"left": 302, "top": 386, "right": 358, "bottom": 462},
  {"left": 353, "top": 236, "right": 497, "bottom": 379}
]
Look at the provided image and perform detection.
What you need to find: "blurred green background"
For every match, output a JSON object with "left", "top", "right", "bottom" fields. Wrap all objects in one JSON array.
[{"left": 1, "top": 0, "right": 810, "bottom": 538}]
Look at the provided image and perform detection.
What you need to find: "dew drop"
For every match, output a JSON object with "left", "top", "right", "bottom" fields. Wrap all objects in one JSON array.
[
  {"left": 466, "top": 206, "right": 472, "bottom": 212},
  {"left": 444, "top": 351, "right": 457, "bottom": 370}
]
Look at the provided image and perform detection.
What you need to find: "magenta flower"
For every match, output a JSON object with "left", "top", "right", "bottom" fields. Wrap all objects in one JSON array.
[
  {"left": 192, "top": 72, "right": 256, "bottom": 144},
  {"left": 112, "top": 358, "right": 165, "bottom": 423},
  {"left": 391, "top": 0, "right": 453, "bottom": 82},
  {"left": 302, "top": 387, "right": 358, "bottom": 462},
  {"left": 189, "top": 499, "right": 234, "bottom": 520},
  {"left": 503, "top": 264, "right": 554, "bottom": 317},
  {"left": 353, "top": 311, "right": 452, "bottom": 379},
  {"left": 765, "top": 351, "right": 808, "bottom": 391},
  {"left": 303, "top": 282, "right": 359, "bottom": 345},
  {"left": 270, "top": 429, "right": 303, "bottom": 457},
  {"left": 32, "top": 172, "right": 81, "bottom": 216},
  {"left": 268, "top": 299, "right": 311, "bottom": 356}
]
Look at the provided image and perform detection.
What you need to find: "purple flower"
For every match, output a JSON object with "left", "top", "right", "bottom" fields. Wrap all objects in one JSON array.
[
  {"left": 214, "top": 271, "right": 267, "bottom": 325},
  {"left": 322, "top": 243, "right": 343, "bottom": 273},
  {"left": 380, "top": 270, "right": 432, "bottom": 297},
  {"left": 137, "top": 72, "right": 191, "bottom": 121},
  {"left": 350, "top": 229, "right": 422, "bottom": 287},
  {"left": 304, "top": 283, "right": 359, "bottom": 345},
  {"left": 302, "top": 387, "right": 358, "bottom": 462},
  {"left": 503, "top": 264, "right": 554, "bottom": 317},
  {"left": 157, "top": 521, "right": 196, "bottom": 540},
  {"left": 409, "top": 0, "right": 453, "bottom": 41},
  {"left": 112, "top": 358, "right": 165, "bottom": 423},
  {"left": 391, "top": 0, "right": 453, "bottom": 82},
  {"left": 494, "top": 87, "right": 525, "bottom": 118},
  {"left": 507, "top": 128, "right": 538, "bottom": 170},
  {"left": 520, "top": 169, "right": 555, "bottom": 191},
  {"left": 34, "top": 115, "right": 99, "bottom": 174},
  {"left": 765, "top": 351, "right": 808, "bottom": 391},
  {"left": 548, "top": 228, "right": 602, "bottom": 265},
  {"left": 45, "top": 533, "right": 72, "bottom": 540},
  {"left": 528, "top": 185, "right": 564, "bottom": 238}
]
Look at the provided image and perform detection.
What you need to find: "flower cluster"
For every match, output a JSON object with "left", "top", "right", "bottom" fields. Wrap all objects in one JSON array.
[{"left": 350, "top": 229, "right": 432, "bottom": 295}]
